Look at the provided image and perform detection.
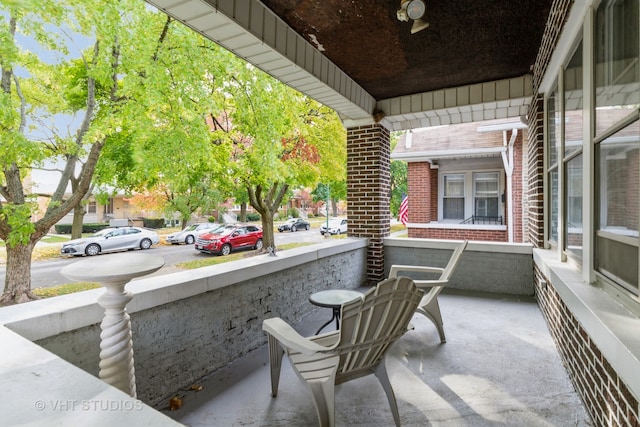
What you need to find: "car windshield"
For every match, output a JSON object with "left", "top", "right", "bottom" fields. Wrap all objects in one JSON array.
[
  {"left": 184, "top": 225, "right": 198, "bottom": 231},
  {"left": 91, "top": 229, "right": 112, "bottom": 237},
  {"left": 328, "top": 219, "right": 343, "bottom": 226},
  {"left": 207, "top": 225, "right": 235, "bottom": 236}
]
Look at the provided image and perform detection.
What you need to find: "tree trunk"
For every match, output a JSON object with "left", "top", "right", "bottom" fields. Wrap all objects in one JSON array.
[
  {"left": 71, "top": 205, "right": 86, "bottom": 239},
  {"left": 247, "top": 182, "right": 288, "bottom": 253},
  {"left": 181, "top": 213, "right": 191, "bottom": 229},
  {"left": 260, "top": 209, "right": 275, "bottom": 250},
  {"left": 0, "top": 242, "right": 37, "bottom": 304},
  {"left": 332, "top": 199, "right": 338, "bottom": 217},
  {"left": 240, "top": 203, "right": 247, "bottom": 222}
]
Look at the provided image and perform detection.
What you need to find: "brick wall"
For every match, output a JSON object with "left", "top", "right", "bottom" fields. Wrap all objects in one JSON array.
[
  {"left": 410, "top": 227, "right": 507, "bottom": 242},
  {"left": 531, "top": 0, "right": 574, "bottom": 94},
  {"left": 35, "top": 243, "right": 368, "bottom": 406},
  {"left": 526, "top": 95, "right": 545, "bottom": 248},
  {"left": 512, "top": 129, "right": 525, "bottom": 242},
  {"left": 535, "top": 267, "right": 640, "bottom": 426},
  {"left": 407, "top": 162, "right": 437, "bottom": 223},
  {"left": 347, "top": 124, "right": 391, "bottom": 285}
]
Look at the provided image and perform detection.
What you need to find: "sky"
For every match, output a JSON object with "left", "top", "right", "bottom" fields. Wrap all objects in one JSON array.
[{"left": 7, "top": 13, "right": 93, "bottom": 193}]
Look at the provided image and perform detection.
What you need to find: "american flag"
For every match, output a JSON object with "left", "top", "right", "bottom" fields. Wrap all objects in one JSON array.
[{"left": 399, "top": 194, "right": 408, "bottom": 226}]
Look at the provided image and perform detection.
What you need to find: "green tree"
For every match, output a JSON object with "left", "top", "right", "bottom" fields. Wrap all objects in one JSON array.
[
  {"left": 0, "top": 0, "right": 147, "bottom": 303},
  {"left": 90, "top": 14, "right": 234, "bottom": 229},
  {"left": 309, "top": 103, "right": 347, "bottom": 218},
  {"left": 224, "top": 64, "right": 344, "bottom": 249},
  {"left": 390, "top": 132, "right": 407, "bottom": 217}
]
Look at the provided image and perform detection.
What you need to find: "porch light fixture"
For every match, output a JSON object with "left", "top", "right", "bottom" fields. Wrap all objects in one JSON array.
[{"left": 397, "top": 0, "right": 430, "bottom": 34}]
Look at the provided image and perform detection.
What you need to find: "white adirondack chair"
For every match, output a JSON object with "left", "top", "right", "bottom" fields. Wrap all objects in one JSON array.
[
  {"left": 262, "top": 276, "right": 424, "bottom": 427},
  {"left": 389, "top": 240, "right": 468, "bottom": 343}
]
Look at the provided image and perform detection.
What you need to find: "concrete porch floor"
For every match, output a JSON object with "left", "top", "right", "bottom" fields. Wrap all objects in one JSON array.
[{"left": 157, "top": 290, "right": 593, "bottom": 426}]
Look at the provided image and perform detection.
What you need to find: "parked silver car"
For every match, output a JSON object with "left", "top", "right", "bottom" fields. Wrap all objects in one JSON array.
[
  {"left": 61, "top": 227, "right": 160, "bottom": 256},
  {"left": 165, "top": 223, "right": 222, "bottom": 245}
]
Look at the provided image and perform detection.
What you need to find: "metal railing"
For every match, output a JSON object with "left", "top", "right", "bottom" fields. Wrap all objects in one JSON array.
[{"left": 460, "top": 215, "right": 503, "bottom": 225}]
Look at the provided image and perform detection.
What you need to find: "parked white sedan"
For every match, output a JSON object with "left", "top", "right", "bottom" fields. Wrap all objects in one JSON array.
[
  {"left": 165, "top": 223, "right": 222, "bottom": 245},
  {"left": 61, "top": 227, "right": 160, "bottom": 256}
]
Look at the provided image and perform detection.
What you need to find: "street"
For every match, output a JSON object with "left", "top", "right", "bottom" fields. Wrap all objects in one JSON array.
[{"left": 0, "top": 227, "right": 328, "bottom": 289}]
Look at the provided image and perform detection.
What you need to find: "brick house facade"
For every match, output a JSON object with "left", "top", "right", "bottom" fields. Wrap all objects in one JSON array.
[{"left": 392, "top": 118, "right": 526, "bottom": 243}]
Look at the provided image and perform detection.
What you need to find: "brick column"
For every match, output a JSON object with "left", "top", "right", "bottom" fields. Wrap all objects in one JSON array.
[
  {"left": 347, "top": 124, "right": 391, "bottom": 286},
  {"left": 407, "top": 162, "right": 437, "bottom": 238},
  {"left": 526, "top": 95, "right": 545, "bottom": 247}
]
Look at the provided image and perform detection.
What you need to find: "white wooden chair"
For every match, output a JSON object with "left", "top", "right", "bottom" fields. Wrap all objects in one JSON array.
[
  {"left": 389, "top": 240, "right": 468, "bottom": 343},
  {"left": 262, "top": 276, "right": 424, "bottom": 427}
]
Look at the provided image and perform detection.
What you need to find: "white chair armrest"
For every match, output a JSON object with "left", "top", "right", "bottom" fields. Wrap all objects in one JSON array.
[
  {"left": 389, "top": 264, "right": 445, "bottom": 278},
  {"left": 413, "top": 279, "right": 448, "bottom": 290},
  {"left": 263, "top": 318, "right": 334, "bottom": 355}
]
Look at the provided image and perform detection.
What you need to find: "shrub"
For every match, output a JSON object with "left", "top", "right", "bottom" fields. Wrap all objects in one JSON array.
[
  {"left": 246, "top": 213, "right": 261, "bottom": 222},
  {"left": 143, "top": 218, "right": 165, "bottom": 229},
  {"left": 54, "top": 223, "right": 109, "bottom": 234}
]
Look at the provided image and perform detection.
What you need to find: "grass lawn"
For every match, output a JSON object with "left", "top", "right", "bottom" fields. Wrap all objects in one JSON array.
[
  {"left": 32, "top": 282, "right": 101, "bottom": 298},
  {"left": 390, "top": 223, "right": 407, "bottom": 234}
]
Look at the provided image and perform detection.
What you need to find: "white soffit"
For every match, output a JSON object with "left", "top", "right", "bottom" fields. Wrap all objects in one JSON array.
[
  {"left": 391, "top": 147, "right": 506, "bottom": 162},
  {"left": 378, "top": 75, "right": 533, "bottom": 132},
  {"left": 145, "top": 0, "right": 375, "bottom": 122}
]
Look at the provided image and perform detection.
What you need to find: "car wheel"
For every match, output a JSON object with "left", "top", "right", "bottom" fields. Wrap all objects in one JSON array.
[
  {"left": 185, "top": 235, "right": 195, "bottom": 245},
  {"left": 85, "top": 243, "right": 100, "bottom": 256},
  {"left": 291, "top": 226, "right": 297, "bottom": 232},
  {"left": 140, "top": 238, "right": 152, "bottom": 250},
  {"left": 255, "top": 239, "right": 263, "bottom": 251},
  {"left": 305, "top": 224, "right": 310, "bottom": 230},
  {"left": 220, "top": 244, "right": 232, "bottom": 256}
]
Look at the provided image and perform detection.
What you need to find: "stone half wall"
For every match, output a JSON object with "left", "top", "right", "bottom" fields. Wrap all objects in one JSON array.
[
  {"left": 17, "top": 240, "right": 368, "bottom": 406},
  {"left": 384, "top": 238, "right": 534, "bottom": 295}
]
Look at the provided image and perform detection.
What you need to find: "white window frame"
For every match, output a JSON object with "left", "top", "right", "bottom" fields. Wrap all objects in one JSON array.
[{"left": 438, "top": 169, "right": 505, "bottom": 224}]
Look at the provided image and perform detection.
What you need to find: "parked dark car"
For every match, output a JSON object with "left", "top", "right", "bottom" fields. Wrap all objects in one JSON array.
[
  {"left": 195, "top": 224, "right": 263, "bottom": 256},
  {"left": 277, "top": 218, "right": 311, "bottom": 232}
]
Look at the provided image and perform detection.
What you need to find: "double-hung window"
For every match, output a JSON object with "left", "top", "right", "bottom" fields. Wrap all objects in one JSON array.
[
  {"left": 443, "top": 174, "right": 465, "bottom": 220},
  {"left": 440, "top": 171, "right": 503, "bottom": 223},
  {"left": 474, "top": 172, "right": 500, "bottom": 219},
  {"left": 103, "top": 198, "right": 114, "bottom": 215},
  {"left": 564, "top": 40, "right": 584, "bottom": 261},
  {"left": 593, "top": 0, "right": 640, "bottom": 296}
]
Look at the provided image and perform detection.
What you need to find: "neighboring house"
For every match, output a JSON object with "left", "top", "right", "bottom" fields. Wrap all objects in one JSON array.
[
  {"left": 28, "top": 162, "right": 146, "bottom": 227},
  {"left": 55, "top": 195, "right": 143, "bottom": 225},
  {"left": 392, "top": 118, "right": 527, "bottom": 243}
]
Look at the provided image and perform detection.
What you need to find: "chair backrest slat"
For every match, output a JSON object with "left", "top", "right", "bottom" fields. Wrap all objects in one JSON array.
[
  {"left": 440, "top": 240, "right": 468, "bottom": 281},
  {"left": 336, "top": 277, "right": 423, "bottom": 376}
]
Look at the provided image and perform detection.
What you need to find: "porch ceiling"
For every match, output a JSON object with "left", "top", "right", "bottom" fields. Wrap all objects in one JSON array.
[{"left": 146, "top": 0, "right": 553, "bottom": 130}]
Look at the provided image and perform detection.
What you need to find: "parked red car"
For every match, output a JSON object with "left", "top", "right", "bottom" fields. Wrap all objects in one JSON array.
[{"left": 195, "top": 224, "right": 263, "bottom": 256}]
